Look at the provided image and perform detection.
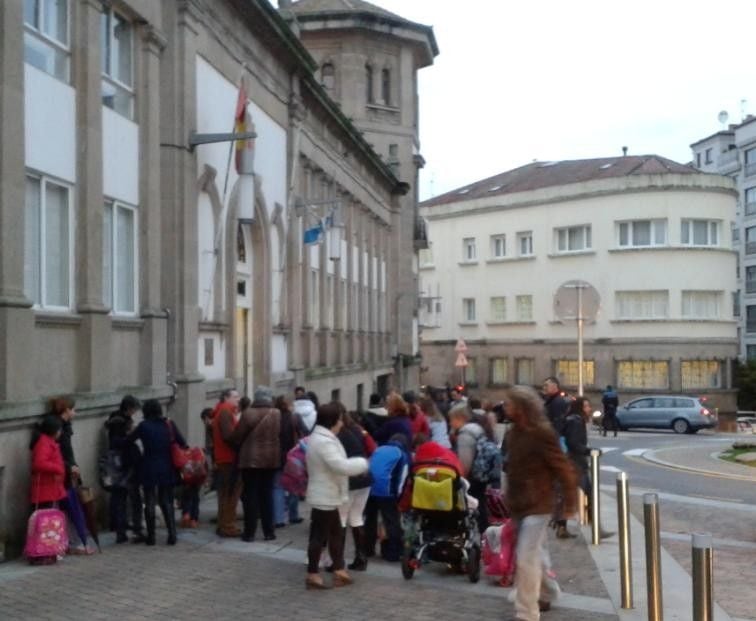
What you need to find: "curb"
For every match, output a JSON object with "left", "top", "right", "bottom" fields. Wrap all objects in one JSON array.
[{"left": 642, "top": 450, "right": 756, "bottom": 483}]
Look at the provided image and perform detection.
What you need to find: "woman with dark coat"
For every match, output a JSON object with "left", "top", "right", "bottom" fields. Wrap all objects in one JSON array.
[
  {"left": 373, "top": 393, "right": 412, "bottom": 447},
  {"left": 128, "top": 399, "right": 187, "bottom": 546}
]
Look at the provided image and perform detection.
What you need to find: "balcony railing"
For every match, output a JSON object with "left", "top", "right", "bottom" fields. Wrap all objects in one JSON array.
[
  {"left": 718, "top": 150, "right": 739, "bottom": 167},
  {"left": 414, "top": 216, "right": 429, "bottom": 250}
]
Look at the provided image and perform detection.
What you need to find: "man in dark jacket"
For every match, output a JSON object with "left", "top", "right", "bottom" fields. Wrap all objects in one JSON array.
[
  {"left": 229, "top": 386, "right": 281, "bottom": 542},
  {"left": 105, "top": 395, "right": 144, "bottom": 543},
  {"left": 542, "top": 377, "right": 569, "bottom": 435},
  {"left": 601, "top": 385, "right": 620, "bottom": 437}
]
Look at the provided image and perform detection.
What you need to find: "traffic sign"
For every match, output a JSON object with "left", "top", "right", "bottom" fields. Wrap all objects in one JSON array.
[
  {"left": 454, "top": 338, "right": 468, "bottom": 353},
  {"left": 455, "top": 352, "right": 468, "bottom": 368}
]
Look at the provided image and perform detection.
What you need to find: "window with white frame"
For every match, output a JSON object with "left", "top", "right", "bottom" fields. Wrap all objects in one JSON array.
[
  {"left": 101, "top": 7, "right": 134, "bottom": 118},
  {"left": 681, "top": 360, "right": 721, "bottom": 390},
  {"left": 617, "top": 219, "right": 667, "bottom": 247},
  {"left": 515, "top": 294, "right": 533, "bottom": 321},
  {"left": 490, "top": 358, "right": 508, "bottom": 385},
  {"left": 555, "top": 224, "right": 591, "bottom": 253},
  {"left": 681, "top": 219, "right": 719, "bottom": 246},
  {"left": 517, "top": 231, "right": 533, "bottom": 257},
  {"left": 103, "top": 200, "right": 137, "bottom": 314},
  {"left": 555, "top": 359, "right": 594, "bottom": 386},
  {"left": 516, "top": 358, "right": 534, "bottom": 385},
  {"left": 418, "top": 244, "right": 434, "bottom": 267},
  {"left": 615, "top": 290, "right": 668, "bottom": 319},
  {"left": 616, "top": 360, "right": 669, "bottom": 389},
  {"left": 681, "top": 290, "right": 720, "bottom": 319},
  {"left": 745, "top": 187, "right": 756, "bottom": 215},
  {"left": 462, "top": 237, "right": 477, "bottom": 262},
  {"left": 23, "top": 0, "right": 70, "bottom": 81},
  {"left": 490, "top": 296, "right": 506, "bottom": 321},
  {"left": 24, "top": 174, "right": 72, "bottom": 309},
  {"left": 491, "top": 234, "right": 506, "bottom": 258},
  {"left": 309, "top": 270, "right": 319, "bottom": 326},
  {"left": 462, "top": 298, "right": 476, "bottom": 322}
]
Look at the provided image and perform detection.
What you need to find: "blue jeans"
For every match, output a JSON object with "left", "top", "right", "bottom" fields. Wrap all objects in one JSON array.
[{"left": 272, "top": 469, "right": 300, "bottom": 524}]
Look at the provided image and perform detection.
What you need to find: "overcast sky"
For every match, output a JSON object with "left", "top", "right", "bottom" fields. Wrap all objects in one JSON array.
[{"left": 332, "top": 0, "right": 756, "bottom": 200}]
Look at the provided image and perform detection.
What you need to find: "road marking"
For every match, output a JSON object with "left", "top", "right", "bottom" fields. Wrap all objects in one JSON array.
[
  {"left": 600, "top": 465, "right": 622, "bottom": 473},
  {"left": 599, "top": 483, "right": 756, "bottom": 512},
  {"left": 596, "top": 447, "right": 618, "bottom": 454},
  {"left": 687, "top": 492, "right": 743, "bottom": 503},
  {"left": 622, "top": 448, "right": 647, "bottom": 457}
]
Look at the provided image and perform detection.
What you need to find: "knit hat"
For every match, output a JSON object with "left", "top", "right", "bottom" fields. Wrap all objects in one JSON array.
[{"left": 254, "top": 386, "right": 273, "bottom": 405}]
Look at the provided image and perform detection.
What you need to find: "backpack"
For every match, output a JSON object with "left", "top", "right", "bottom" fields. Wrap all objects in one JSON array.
[
  {"left": 281, "top": 437, "right": 309, "bottom": 498},
  {"left": 470, "top": 432, "right": 502, "bottom": 485},
  {"left": 24, "top": 508, "right": 68, "bottom": 563},
  {"left": 99, "top": 449, "right": 130, "bottom": 491},
  {"left": 179, "top": 447, "right": 208, "bottom": 486}
]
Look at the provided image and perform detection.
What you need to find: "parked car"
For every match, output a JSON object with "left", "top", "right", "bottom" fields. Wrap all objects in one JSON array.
[{"left": 616, "top": 396, "right": 716, "bottom": 434}]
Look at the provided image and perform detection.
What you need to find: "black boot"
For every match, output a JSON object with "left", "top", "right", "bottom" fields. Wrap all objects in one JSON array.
[
  {"left": 144, "top": 502, "right": 156, "bottom": 546},
  {"left": 348, "top": 526, "right": 368, "bottom": 571}
]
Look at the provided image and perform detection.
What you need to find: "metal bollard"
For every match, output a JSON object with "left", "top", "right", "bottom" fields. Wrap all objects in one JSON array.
[
  {"left": 643, "top": 493, "right": 663, "bottom": 621},
  {"left": 692, "top": 533, "right": 714, "bottom": 621},
  {"left": 617, "top": 472, "right": 633, "bottom": 608},
  {"left": 577, "top": 488, "right": 588, "bottom": 525},
  {"left": 590, "top": 449, "right": 601, "bottom": 545}
]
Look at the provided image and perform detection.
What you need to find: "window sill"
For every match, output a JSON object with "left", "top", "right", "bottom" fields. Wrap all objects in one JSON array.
[
  {"left": 608, "top": 246, "right": 733, "bottom": 254},
  {"left": 486, "top": 321, "right": 536, "bottom": 326},
  {"left": 548, "top": 250, "right": 595, "bottom": 258},
  {"left": 458, "top": 321, "right": 479, "bottom": 326},
  {"left": 366, "top": 102, "right": 400, "bottom": 113},
  {"left": 112, "top": 316, "right": 144, "bottom": 330},
  {"left": 610, "top": 318, "right": 737, "bottom": 324},
  {"left": 485, "top": 256, "right": 537, "bottom": 264},
  {"left": 419, "top": 264, "right": 436, "bottom": 270},
  {"left": 458, "top": 261, "right": 479, "bottom": 266},
  {"left": 34, "top": 311, "right": 82, "bottom": 327}
]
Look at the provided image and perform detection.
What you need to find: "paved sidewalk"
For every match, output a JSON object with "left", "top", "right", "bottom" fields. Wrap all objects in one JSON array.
[{"left": 0, "top": 493, "right": 620, "bottom": 621}]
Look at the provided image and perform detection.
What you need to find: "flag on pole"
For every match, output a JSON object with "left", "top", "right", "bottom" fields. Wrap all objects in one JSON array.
[{"left": 234, "top": 77, "right": 255, "bottom": 175}]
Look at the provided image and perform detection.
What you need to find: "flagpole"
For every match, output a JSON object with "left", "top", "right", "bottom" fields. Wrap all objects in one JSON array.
[{"left": 203, "top": 64, "right": 247, "bottom": 319}]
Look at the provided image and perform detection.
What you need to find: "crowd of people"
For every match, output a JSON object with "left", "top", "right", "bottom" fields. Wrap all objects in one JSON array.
[{"left": 28, "top": 377, "right": 615, "bottom": 621}]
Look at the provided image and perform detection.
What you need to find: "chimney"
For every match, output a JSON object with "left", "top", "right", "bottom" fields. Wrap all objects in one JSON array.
[{"left": 622, "top": 146, "right": 628, "bottom": 157}]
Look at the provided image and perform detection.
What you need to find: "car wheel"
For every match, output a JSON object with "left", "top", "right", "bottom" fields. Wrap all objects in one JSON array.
[{"left": 672, "top": 418, "right": 690, "bottom": 434}]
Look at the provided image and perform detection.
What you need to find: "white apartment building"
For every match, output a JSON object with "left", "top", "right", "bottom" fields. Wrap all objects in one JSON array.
[
  {"left": 418, "top": 156, "right": 739, "bottom": 410},
  {"left": 690, "top": 115, "right": 756, "bottom": 359}
]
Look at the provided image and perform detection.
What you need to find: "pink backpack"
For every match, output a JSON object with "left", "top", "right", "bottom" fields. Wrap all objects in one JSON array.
[
  {"left": 281, "top": 438, "right": 309, "bottom": 498},
  {"left": 24, "top": 508, "right": 68, "bottom": 562}
]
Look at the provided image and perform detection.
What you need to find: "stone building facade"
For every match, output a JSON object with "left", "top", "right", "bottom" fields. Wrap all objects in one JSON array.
[
  {"left": 419, "top": 156, "right": 739, "bottom": 410},
  {"left": 0, "top": 0, "right": 434, "bottom": 552}
]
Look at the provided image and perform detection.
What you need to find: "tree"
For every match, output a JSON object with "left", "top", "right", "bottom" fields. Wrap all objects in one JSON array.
[{"left": 734, "top": 360, "right": 756, "bottom": 411}]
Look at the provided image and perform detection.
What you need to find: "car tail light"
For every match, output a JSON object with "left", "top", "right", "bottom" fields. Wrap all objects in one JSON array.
[{"left": 701, "top": 408, "right": 711, "bottom": 417}]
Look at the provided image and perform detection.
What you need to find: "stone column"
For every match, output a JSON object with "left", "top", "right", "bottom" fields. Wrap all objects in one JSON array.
[
  {"left": 160, "top": 1, "right": 203, "bottom": 438},
  {"left": 73, "top": 0, "right": 110, "bottom": 392},
  {"left": 344, "top": 198, "right": 355, "bottom": 364},
  {"left": 0, "top": 0, "right": 35, "bottom": 401},
  {"left": 139, "top": 25, "right": 168, "bottom": 387}
]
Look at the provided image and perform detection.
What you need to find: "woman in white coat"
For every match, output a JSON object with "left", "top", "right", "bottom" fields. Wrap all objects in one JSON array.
[{"left": 305, "top": 403, "right": 369, "bottom": 589}]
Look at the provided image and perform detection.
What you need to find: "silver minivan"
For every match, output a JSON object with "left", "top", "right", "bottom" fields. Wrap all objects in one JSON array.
[{"left": 616, "top": 396, "right": 717, "bottom": 434}]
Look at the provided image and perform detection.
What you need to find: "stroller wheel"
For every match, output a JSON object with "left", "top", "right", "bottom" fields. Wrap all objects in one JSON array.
[
  {"left": 401, "top": 554, "right": 416, "bottom": 580},
  {"left": 467, "top": 544, "right": 481, "bottom": 583}
]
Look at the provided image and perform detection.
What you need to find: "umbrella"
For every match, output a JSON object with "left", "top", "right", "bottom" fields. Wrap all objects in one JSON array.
[
  {"left": 76, "top": 482, "right": 101, "bottom": 552},
  {"left": 65, "top": 486, "right": 91, "bottom": 549}
]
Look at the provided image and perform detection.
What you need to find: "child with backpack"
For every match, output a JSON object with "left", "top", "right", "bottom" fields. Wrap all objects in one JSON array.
[
  {"left": 27, "top": 415, "right": 69, "bottom": 564},
  {"left": 180, "top": 408, "right": 212, "bottom": 528}
]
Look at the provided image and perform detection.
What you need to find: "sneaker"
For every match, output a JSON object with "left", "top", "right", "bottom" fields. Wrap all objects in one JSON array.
[
  {"left": 275, "top": 522, "right": 286, "bottom": 529},
  {"left": 556, "top": 525, "right": 575, "bottom": 539},
  {"left": 289, "top": 517, "right": 304, "bottom": 524}
]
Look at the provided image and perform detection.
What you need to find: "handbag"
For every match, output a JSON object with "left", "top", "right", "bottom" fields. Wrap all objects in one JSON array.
[{"left": 166, "top": 419, "right": 190, "bottom": 469}]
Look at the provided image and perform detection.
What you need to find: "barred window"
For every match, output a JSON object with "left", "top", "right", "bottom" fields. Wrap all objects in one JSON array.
[
  {"left": 490, "top": 358, "right": 508, "bottom": 385},
  {"left": 616, "top": 360, "right": 669, "bottom": 389},
  {"left": 555, "top": 360, "right": 594, "bottom": 387},
  {"left": 681, "top": 360, "right": 721, "bottom": 390}
]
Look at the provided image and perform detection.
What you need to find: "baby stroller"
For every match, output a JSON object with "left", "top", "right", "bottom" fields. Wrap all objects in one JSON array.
[{"left": 400, "top": 450, "right": 481, "bottom": 583}]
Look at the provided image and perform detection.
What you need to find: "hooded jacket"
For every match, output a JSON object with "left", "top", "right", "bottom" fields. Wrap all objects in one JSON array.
[
  {"left": 306, "top": 425, "right": 368, "bottom": 509},
  {"left": 293, "top": 398, "right": 317, "bottom": 435}
]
